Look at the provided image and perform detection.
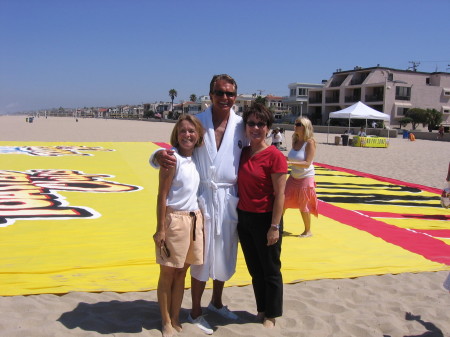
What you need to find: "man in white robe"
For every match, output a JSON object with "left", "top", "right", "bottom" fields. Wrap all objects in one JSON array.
[{"left": 150, "top": 74, "right": 247, "bottom": 333}]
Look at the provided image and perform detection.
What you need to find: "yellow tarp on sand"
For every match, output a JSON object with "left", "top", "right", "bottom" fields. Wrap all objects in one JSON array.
[{"left": 0, "top": 142, "right": 448, "bottom": 296}]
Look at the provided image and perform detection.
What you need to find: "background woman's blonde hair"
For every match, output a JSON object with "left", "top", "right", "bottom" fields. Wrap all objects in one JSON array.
[
  {"left": 170, "top": 114, "right": 204, "bottom": 148},
  {"left": 292, "top": 117, "right": 315, "bottom": 145}
]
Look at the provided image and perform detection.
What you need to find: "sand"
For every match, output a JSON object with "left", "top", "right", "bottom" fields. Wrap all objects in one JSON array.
[{"left": 1, "top": 115, "right": 449, "bottom": 337}]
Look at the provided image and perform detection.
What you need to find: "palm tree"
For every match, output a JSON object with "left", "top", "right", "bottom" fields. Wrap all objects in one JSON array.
[
  {"left": 169, "top": 89, "right": 177, "bottom": 111},
  {"left": 190, "top": 94, "right": 197, "bottom": 103}
]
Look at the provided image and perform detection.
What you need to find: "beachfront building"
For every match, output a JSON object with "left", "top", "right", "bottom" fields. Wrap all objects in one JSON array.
[
  {"left": 180, "top": 101, "right": 202, "bottom": 114},
  {"left": 307, "top": 66, "right": 450, "bottom": 127},
  {"left": 233, "top": 94, "right": 254, "bottom": 115},
  {"left": 284, "top": 83, "right": 325, "bottom": 122},
  {"left": 265, "top": 95, "right": 289, "bottom": 120}
]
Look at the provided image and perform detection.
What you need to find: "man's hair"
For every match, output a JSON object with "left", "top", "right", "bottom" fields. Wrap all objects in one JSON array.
[
  {"left": 170, "top": 114, "right": 204, "bottom": 148},
  {"left": 209, "top": 74, "right": 238, "bottom": 94},
  {"left": 243, "top": 102, "right": 274, "bottom": 129}
]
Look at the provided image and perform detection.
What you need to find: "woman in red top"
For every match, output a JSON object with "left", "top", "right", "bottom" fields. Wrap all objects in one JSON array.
[{"left": 237, "top": 103, "right": 288, "bottom": 329}]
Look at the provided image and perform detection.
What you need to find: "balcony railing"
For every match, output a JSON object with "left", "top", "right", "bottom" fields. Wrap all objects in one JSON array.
[
  {"left": 345, "top": 96, "right": 360, "bottom": 103},
  {"left": 365, "top": 95, "right": 384, "bottom": 102},
  {"left": 309, "top": 98, "right": 322, "bottom": 104},
  {"left": 325, "top": 97, "right": 339, "bottom": 103},
  {"left": 395, "top": 95, "right": 411, "bottom": 101}
]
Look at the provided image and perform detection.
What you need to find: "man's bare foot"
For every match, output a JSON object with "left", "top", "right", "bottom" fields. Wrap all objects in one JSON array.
[
  {"left": 171, "top": 320, "right": 182, "bottom": 332},
  {"left": 162, "top": 321, "right": 175, "bottom": 337},
  {"left": 263, "top": 317, "right": 276, "bottom": 328},
  {"left": 256, "top": 312, "right": 265, "bottom": 322}
]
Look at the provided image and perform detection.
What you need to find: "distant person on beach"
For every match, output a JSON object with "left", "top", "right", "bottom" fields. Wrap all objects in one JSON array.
[
  {"left": 237, "top": 103, "right": 287, "bottom": 328},
  {"left": 284, "top": 117, "right": 318, "bottom": 238},
  {"left": 438, "top": 124, "right": 444, "bottom": 140},
  {"left": 357, "top": 127, "right": 366, "bottom": 137},
  {"left": 269, "top": 127, "right": 283, "bottom": 148},
  {"left": 153, "top": 115, "right": 205, "bottom": 337},
  {"left": 150, "top": 74, "right": 246, "bottom": 334}
]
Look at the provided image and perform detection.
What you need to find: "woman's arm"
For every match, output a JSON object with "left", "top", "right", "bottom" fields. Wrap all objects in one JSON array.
[
  {"left": 267, "top": 172, "right": 287, "bottom": 246},
  {"left": 153, "top": 166, "right": 175, "bottom": 248}
]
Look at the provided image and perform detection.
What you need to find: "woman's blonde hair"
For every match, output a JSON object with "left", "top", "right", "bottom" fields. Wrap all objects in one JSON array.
[
  {"left": 292, "top": 117, "right": 315, "bottom": 145},
  {"left": 170, "top": 114, "right": 204, "bottom": 148}
]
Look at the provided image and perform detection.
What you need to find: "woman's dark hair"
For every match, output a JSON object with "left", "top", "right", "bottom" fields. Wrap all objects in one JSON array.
[{"left": 243, "top": 102, "right": 274, "bottom": 129}]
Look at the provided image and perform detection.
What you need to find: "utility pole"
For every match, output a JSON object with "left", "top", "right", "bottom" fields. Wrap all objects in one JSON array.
[
  {"left": 408, "top": 61, "right": 420, "bottom": 72},
  {"left": 256, "top": 89, "right": 265, "bottom": 96}
]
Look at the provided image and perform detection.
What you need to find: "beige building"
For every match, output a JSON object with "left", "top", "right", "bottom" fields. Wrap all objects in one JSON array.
[
  {"left": 285, "top": 83, "right": 324, "bottom": 118},
  {"left": 308, "top": 66, "right": 450, "bottom": 127}
]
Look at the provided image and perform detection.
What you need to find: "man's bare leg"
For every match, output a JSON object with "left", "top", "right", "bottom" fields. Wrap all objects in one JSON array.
[
  {"left": 190, "top": 276, "right": 206, "bottom": 319},
  {"left": 210, "top": 279, "right": 225, "bottom": 308}
]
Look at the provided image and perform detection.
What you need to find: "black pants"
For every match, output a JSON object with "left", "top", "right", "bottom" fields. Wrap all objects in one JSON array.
[{"left": 237, "top": 209, "right": 283, "bottom": 318}]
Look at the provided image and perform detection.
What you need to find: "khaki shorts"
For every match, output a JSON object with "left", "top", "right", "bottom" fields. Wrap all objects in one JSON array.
[{"left": 156, "top": 208, "right": 204, "bottom": 268}]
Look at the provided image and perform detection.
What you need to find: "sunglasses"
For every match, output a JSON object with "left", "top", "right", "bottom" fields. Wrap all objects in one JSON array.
[
  {"left": 295, "top": 122, "right": 303, "bottom": 127},
  {"left": 213, "top": 90, "right": 236, "bottom": 97},
  {"left": 160, "top": 241, "right": 170, "bottom": 260},
  {"left": 246, "top": 121, "right": 267, "bottom": 128}
]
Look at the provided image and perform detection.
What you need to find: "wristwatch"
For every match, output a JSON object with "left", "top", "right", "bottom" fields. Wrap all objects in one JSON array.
[{"left": 271, "top": 224, "right": 280, "bottom": 230}]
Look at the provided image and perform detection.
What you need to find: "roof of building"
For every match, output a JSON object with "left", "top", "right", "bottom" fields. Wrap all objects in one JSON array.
[{"left": 334, "top": 66, "right": 450, "bottom": 76}]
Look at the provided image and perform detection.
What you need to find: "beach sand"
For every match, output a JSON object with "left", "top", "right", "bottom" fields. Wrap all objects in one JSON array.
[{"left": 1, "top": 115, "right": 449, "bottom": 336}]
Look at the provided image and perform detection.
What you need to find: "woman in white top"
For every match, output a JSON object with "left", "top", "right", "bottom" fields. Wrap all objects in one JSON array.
[
  {"left": 284, "top": 117, "right": 318, "bottom": 237},
  {"left": 153, "top": 115, "right": 205, "bottom": 337}
]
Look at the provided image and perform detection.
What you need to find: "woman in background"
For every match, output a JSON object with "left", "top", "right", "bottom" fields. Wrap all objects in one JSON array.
[{"left": 284, "top": 117, "right": 318, "bottom": 238}]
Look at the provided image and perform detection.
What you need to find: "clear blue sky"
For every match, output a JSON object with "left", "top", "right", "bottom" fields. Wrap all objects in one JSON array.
[{"left": 1, "top": 0, "right": 449, "bottom": 114}]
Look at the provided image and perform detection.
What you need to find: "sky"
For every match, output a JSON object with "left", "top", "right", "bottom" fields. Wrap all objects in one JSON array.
[{"left": 1, "top": 0, "right": 450, "bottom": 114}]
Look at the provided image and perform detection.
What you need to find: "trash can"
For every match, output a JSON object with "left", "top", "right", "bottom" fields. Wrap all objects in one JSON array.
[
  {"left": 341, "top": 134, "right": 349, "bottom": 146},
  {"left": 334, "top": 136, "right": 341, "bottom": 145},
  {"left": 402, "top": 130, "right": 409, "bottom": 139}
]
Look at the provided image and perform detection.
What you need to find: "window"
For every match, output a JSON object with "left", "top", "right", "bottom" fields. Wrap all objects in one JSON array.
[
  {"left": 426, "top": 78, "right": 430, "bottom": 85},
  {"left": 397, "top": 107, "right": 409, "bottom": 116},
  {"left": 395, "top": 86, "right": 411, "bottom": 101},
  {"left": 298, "top": 88, "right": 308, "bottom": 96},
  {"left": 388, "top": 73, "right": 393, "bottom": 81}
]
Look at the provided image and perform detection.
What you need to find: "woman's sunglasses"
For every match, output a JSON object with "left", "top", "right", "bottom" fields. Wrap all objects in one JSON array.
[
  {"left": 246, "top": 121, "right": 267, "bottom": 128},
  {"left": 295, "top": 123, "right": 303, "bottom": 127},
  {"left": 213, "top": 90, "right": 236, "bottom": 97}
]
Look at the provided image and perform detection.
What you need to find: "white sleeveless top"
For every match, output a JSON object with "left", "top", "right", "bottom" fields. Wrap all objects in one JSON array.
[
  {"left": 288, "top": 142, "right": 315, "bottom": 179},
  {"left": 167, "top": 148, "right": 200, "bottom": 211}
]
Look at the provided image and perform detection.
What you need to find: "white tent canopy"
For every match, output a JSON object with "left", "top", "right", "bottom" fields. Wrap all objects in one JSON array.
[
  {"left": 329, "top": 101, "right": 390, "bottom": 122},
  {"left": 327, "top": 101, "right": 390, "bottom": 143}
]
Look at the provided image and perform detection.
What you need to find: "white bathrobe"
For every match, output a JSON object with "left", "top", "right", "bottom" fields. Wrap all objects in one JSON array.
[
  {"left": 150, "top": 107, "right": 247, "bottom": 282},
  {"left": 191, "top": 107, "right": 247, "bottom": 282}
]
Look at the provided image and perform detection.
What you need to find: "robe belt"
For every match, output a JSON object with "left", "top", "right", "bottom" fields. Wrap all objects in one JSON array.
[{"left": 200, "top": 179, "right": 234, "bottom": 236}]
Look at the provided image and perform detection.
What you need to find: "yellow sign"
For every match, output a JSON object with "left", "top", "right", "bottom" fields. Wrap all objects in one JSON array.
[{"left": 352, "top": 136, "right": 389, "bottom": 148}]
